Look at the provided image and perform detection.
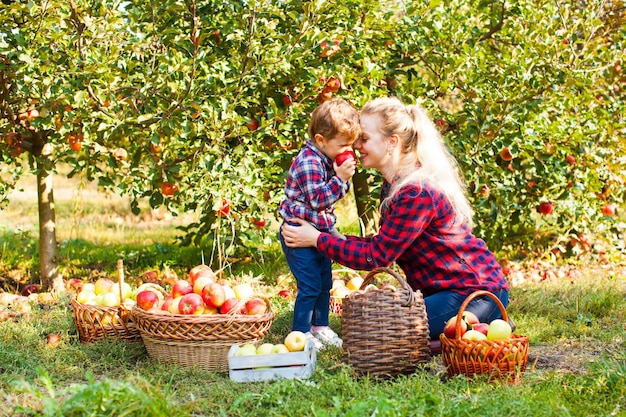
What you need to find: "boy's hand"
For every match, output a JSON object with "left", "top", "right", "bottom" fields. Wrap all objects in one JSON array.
[{"left": 333, "top": 157, "right": 356, "bottom": 182}]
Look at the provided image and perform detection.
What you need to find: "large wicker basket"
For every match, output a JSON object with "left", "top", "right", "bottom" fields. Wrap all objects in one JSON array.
[
  {"left": 131, "top": 297, "right": 274, "bottom": 371},
  {"left": 341, "top": 267, "right": 431, "bottom": 378},
  {"left": 440, "top": 290, "right": 529, "bottom": 384},
  {"left": 71, "top": 260, "right": 142, "bottom": 344}
]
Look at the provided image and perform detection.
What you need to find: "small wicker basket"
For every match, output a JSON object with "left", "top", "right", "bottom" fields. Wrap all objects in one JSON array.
[
  {"left": 440, "top": 290, "right": 529, "bottom": 384},
  {"left": 71, "top": 260, "right": 141, "bottom": 344},
  {"left": 131, "top": 297, "right": 274, "bottom": 371},
  {"left": 341, "top": 267, "right": 431, "bottom": 378}
]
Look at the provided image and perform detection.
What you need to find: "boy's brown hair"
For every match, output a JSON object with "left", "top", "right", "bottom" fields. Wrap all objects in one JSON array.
[{"left": 308, "top": 99, "right": 360, "bottom": 143}]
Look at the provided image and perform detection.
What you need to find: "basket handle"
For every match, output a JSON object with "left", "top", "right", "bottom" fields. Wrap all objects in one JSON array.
[
  {"left": 451, "top": 290, "right": 508, "bottom": 339},
  {"left": 117, "top": 260, "right": 131, "bottom": 319},
  {"left": 360, "top": 267, "right": 418, "bottom": 308}
]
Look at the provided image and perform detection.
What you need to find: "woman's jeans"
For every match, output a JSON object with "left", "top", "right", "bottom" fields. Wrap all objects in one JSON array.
[
  {"left": 425, "top": 289, "right": 509, "bottom": 339},
  {"left": 279, "top": 226, "right": 332, "bottom": 333}
]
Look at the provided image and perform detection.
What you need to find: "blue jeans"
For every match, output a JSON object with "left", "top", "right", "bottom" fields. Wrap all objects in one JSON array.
[
  {"left": 425, "top": 289, "right": 509, "bottom": 339},
  {"left": 279, "top": 225, "right": 332, "bottom": 333}
]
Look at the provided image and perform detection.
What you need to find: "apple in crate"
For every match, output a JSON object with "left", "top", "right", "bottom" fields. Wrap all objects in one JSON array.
[
  {"left": 271, "top": 343, "right": 290, "bottom": 354},
  {"left": 179, "top": 293, "right": 204, "bottom": 315},
  {"left": 256, "top": 343, "right": 274, "bottom": 355},
  {"left": 202, "top": 282, "right": 226, "bottom": 308},
  {"left": 245, "top": 298, "right": 267, "bottom": 315},
  {"left": 136, "top": 290, "right": 160, "bottom": 310},
  {"left": 171, "top": 280, "right": 193, "bottom": 298},
  {"left": 284, "top": 331, "right": 306, "bottom": 352},
  {"left": 235, "top": 343, "right": 257, "bottom": 356}
]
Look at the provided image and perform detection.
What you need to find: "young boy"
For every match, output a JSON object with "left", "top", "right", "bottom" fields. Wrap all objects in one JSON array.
[{"left": 278, "top": 98, "right": 360, "bottom": 349}]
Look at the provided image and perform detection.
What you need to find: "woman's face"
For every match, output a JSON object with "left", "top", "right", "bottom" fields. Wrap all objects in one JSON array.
[{"left": 354, "top": 113, "right": 389, "bottom": 170}]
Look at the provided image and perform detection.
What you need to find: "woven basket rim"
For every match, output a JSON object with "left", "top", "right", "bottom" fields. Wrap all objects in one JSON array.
[{"left": 131, "top": 303, "right": 274, "bottom": 324}]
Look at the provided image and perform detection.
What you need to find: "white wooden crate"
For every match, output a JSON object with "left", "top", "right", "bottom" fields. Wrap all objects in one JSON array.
[{"left": 228, "top": 339, "right": 316, "bottom": 382}]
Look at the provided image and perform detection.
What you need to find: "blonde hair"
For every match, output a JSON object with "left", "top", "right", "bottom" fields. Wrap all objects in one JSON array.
[
  {"left": 308, "top": 98, "right": 361, "bottom": 142},
  {"left": 361, "top": 97, "right": 474, "bottom": 227}
]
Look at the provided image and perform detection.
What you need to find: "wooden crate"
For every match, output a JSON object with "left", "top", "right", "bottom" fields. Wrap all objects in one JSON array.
[{"left": 228, "top": 340, "right": 316, "bottom": 382}]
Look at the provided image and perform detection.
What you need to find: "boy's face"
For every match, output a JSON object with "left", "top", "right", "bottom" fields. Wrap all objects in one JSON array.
[{"left": 315, "top": 132, "right": 355, "bottom": 161}]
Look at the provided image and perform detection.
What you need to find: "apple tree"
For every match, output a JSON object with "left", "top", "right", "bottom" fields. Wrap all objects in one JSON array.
[{"left": 1, "top": 0, "right": 625, "bottom": 291}]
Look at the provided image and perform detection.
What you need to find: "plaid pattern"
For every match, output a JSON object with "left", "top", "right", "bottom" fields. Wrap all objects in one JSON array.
[
  {"left": 318, "top": 180, "right": 508, "bottom": 296},
  {"left": 279, "top": 140, "right": 350, "bottom": 231}
]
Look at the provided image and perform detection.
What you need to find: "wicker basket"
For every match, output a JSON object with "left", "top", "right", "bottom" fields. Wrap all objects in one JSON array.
[
  {"left": 131, "top": 297, "right": 274, "bottom": 371},
  {"left": 440, "top": 290, "right": 529, "bottom": 384},
  {"left": 71, "top": 260, "right": 142, "bottom": 344},
  {"left": 341, "top": 267, "right": 431, "bottom": 378}
]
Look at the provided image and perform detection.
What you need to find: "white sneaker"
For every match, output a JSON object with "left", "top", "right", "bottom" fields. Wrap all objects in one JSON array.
[
  {"left": 311, "top": 327, "right": 342, "bottom": 348},
  {"left": 304, "top": 332, "right": 324, "bottom": 350}
]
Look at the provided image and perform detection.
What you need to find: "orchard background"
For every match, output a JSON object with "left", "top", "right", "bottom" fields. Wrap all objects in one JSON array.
[{"left": 1, "top": 0, "right": 625, "bottom": 291}]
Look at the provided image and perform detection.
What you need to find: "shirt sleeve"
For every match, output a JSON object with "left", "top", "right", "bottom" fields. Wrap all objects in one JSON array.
[
  {"left": 318, "top": 185, "right": 435, "bottom": 270},
  {"left": 294, "top": 156, "right": 348, "bottom": 211}
]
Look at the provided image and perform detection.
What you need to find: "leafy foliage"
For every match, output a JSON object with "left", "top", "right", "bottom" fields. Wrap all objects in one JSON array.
[{"left": 1, "top": 0, "right": 625, "bottom": 262}]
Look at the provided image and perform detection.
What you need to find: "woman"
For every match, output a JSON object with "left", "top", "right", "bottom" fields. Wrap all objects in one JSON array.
[{"left": 281, "top": 97, "right": 510, "bottom": 350}]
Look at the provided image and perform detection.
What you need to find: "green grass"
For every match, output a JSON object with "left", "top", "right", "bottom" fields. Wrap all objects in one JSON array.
[{"left": 1, "top": 170, "right": 626, "bottom": 416}]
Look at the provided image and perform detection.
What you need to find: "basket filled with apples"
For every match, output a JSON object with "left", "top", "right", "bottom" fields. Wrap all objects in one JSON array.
[
  {"left": 130, "top": 264, "right": 275, "bottom": 372},
  {"left": 228, "top": 331, "right": 316, "bottom": 382},
  {"left": 71, "top": 260, "right": 149, "bottom": 344},
  {"left": 341, "top": 267, "right": 431, "bottom": 378},
  {"left": 329, "top": 269, "right": 366, "bottom": 314},
  {"left": 439, "top": 290, "right": 529, "bottom": 384}
]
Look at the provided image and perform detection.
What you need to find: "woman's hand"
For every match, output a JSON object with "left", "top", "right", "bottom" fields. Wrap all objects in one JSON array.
[{"left": 281, "top": 218, "right": 322, "bottom": 248}]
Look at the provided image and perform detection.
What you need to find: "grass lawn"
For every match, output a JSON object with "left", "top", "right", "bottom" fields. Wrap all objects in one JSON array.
[{"left": 1, "top": 170, "right": 625, "bottom": 416}]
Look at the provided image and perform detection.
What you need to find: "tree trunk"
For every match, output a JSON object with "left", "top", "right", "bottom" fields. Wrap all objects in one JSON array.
[
  {"left": 351, "top": 169, "right": 377, "bottom": 237},
  {"left": 37, "top": 153, "right": 63, "bottom": 292}
]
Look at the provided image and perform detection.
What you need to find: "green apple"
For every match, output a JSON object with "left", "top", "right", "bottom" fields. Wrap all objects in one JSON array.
[
  {"left": 462, "top": 329, "right": 487, "bottom": 340},
  {"left": 487, "top": 319, "right": 512, "bottom": 340},
  {"left": 235, "top": 343, "right": 257, "bottom": 356},
  {"left": 271, "top": 343, "right": 290, "bottom": 354},
  {"left": 256, "top": 343, "right": 274, "bottom": 355}
]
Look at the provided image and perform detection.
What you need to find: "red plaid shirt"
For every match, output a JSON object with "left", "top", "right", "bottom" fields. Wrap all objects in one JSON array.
[
  {"left": 279, "top": 140, "right": 350, "bottom": 231},
  {"left": 318, "top": 180, "right": 508, "bottom": 296}
]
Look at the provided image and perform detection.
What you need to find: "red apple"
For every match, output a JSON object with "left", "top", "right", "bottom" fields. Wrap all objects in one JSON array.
[
  {"left": 22, "top": 284, "right": 40, "bottom": 296},
  {"left": 278, "top": 289, "right": 293, "bottom": 298},
  {"left": 253, "top": 218, "right": 266, "bottom": 228},
  {"left": 539, "top": 201, "right": 554, "bottom": 215},
  {"left": 161, "top": 182, "right": 179, "bottom": 196},
  {"left": 472, "top": 322, "right": 490, "bottom": 336},
  {"left": 463, "top": 311, "right": 480, "bottom": 326},
  {"left": 335, "top": 150, "right": 356, "bottom": 167},
  {"left": 247, "top": 117, "right": 259, "bottom": 131},
  {"left": 201, "top": 282, "right": 226, "bottom": 308},
  {"left": 178, "top": 293, "right": 204, "bottom": 315},
  {"left": 443, "top": 316, "right": 468, "bottom": 339},
  {"left": 161, "top": 295, "right": 174, "bottom": 311},
  {"left": 219, "top": 297, "right": 245, "bottom": 314},
  {"left": 245, "top": 298, "right": 267, "bottom": 315},
  {"left": 565, "top": 154, "right": 576, "bottom": 165},
  {"left": 324, "top": 77, "right": 341, "bottom": 93},
  {"left": 282, "top": 95, "right": 292, "bottom": 106},
  {"left": 216, "top": 199, "right": 230, "bottom": 217},
  {"left": 317, "top": 91, "right": 333, "bottom": 104},
  {"left": 136, "top": 290, "right": 160, "bottom": 310},
  {"left": 188, "top": 264, "right": 215, "bottom": 285},
  {"left": 499, "top": 147, "right": 513, "bottom": 161},
  {"left": 601, "top": 203, "right": 617, "bottom": 217},
  {"left": 68, "top": 134, "right": 82, "bottom": 152},
  {"left": 171, "top": 280, "right": 193, "bottom": 298}
]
